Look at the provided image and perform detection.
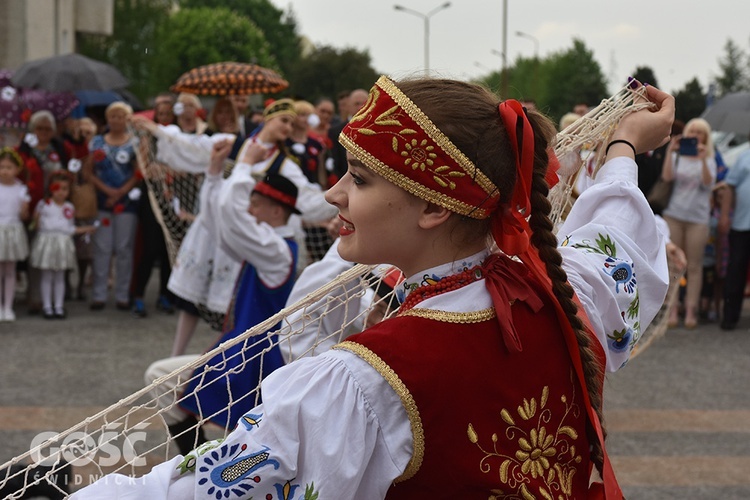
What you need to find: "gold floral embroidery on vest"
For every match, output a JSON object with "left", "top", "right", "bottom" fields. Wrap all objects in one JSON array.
[{"left": 467, "top": 383, "right": 583, "bottom": 499}]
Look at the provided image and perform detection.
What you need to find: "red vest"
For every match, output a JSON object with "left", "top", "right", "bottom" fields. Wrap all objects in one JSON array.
[{"left": 338, "top": 280, "right": 593, "bottom": 499}]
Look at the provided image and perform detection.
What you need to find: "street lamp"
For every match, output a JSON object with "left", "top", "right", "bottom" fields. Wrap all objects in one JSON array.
[
  {"left": 490, "top": 48, "right": 506, "bottom": 67},
  {"left": 393, "top": 2, "right": 451, "bottom": 77},
  {"left": 515, "top": 30, "right": 539, "bottom": 58}
]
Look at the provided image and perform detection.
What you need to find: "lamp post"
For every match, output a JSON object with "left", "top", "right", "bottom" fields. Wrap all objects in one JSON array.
[
  {"left": 393, "top": 2, "right": 452, "bottom": 77},
  {"left": 515, "top": 30, "right": 539, "bottom": 59}
]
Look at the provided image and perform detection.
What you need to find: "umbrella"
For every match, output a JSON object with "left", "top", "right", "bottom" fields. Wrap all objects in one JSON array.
[
  {"left": 11, "top": 53, "right": 129, "bottom": 92},
  {"left": 1, "top": 69, "right": 79, "bottom": 129},
  {"left": 701, "top": 91, "right": 750, "bottom": 137},
  {"left": 170, "top": 62, "right": 288, "bottom": 96}
]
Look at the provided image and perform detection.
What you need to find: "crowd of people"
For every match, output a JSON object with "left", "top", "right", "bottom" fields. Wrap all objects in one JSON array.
[
  {"left": 559, "top": 100, "right": 746, "bottom": 332},
  {"left": 0, "top": 87, "right": 371, "bottom": 326},
  {"left": 1, "top": 70, "right": 748, "bottom": 497},
  {"left": 66, "top": 74, "right": 678, "bottom": 498}
]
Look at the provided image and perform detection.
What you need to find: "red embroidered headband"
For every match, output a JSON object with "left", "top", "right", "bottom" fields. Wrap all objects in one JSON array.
[{"left": 339, "top": 76, "right": 500, "bottom": 219}]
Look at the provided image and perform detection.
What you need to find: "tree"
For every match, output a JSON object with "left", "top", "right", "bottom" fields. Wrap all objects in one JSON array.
[
  {"left": 149, "top": 7, "right": 275, "bottom": 96},
  {"left": 473, "top": 39, "right": 608, "bottom": 122},
  {"left": 540, "top": 39, "right": 609, "bottom": 121},
  {"left": 77, "top": 0, "right": 173, "bottom": 102},
  {"left": 716, "top": 38, "right": 746, "bottom": 96},
  {"left": 673, "top": 77, "right": 706, "bottom": 123},
  {"left": 284, "top": 45, "right": 379, "bottom": 103},
  {"left": 503, "top": 56, "right": 542, "bottom": 104},
  {"left": 179, "top": 0, "right": 302, "bottom": 78},
  {"left": 631, "top": 66, "right": 659, "bottom": 90}
]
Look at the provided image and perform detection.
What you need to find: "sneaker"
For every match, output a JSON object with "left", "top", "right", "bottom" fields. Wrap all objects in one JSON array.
[
  {"left": 156, "top": 295, "right": 175, "bottom": 314},
  {"left": 54, "top": 308, "right": 67, "bottom": 319},
  {"left": 132, "top": 299, "right": 147, "bottom": 318},
  {"left": 43, "top": 308, "right": 56, "bottom": 320},
  {"left": 4, "top": 309, "right": 14, "bottom": 322}
]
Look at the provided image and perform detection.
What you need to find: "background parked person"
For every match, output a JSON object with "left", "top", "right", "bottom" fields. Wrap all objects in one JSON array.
[
  {"left": 661, "top": 118, "right": 716, "bottom": 329},
  {"left": 721, "top": 145, "right": 750, "bottom": 330},
  {"left": 16, "top": 110, "right": 70, "bottom": 314},
  {"left": 0, "top": 148, "right": 30, "bottom": 322},
  {"left": 85, "top": 102, "right": 140, "bottom": 311},
  {"left": 174, "top": 93, "right": 206, "bottom": 135}
]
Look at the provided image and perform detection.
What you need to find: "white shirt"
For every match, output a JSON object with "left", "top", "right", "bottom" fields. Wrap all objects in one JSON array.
[
  {"left": 73, "top": 156, "right": 668, "bottom": 499},
  {"left": 0, "top": 182, "right": 29, "bottom": 225},
  {"left": 152, "top": 124, "right": 236, "bottom": 174},
  {"left": 35, "top": 199, "right": 75, "bottom": 235}
]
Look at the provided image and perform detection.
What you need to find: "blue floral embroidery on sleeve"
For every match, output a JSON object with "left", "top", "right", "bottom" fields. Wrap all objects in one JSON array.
[
  {"left": 198, "top": 443, "right": 280, "bottom": 498},
  {"left": 240, "top": 413, "right": 263, "bottom": 431},
  {"left": 603, "top": 257, "right": 636, "bottom": 294}
]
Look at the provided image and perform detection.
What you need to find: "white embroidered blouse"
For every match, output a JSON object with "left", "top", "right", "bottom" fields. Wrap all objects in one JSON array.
[{"left": 72, "top": 157, "right": 668, "bottom": 499}]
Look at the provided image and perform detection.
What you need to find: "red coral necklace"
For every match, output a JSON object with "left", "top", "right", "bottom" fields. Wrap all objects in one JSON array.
[{"left": 398, "top": 266, "right": 484, "bottom": 313}]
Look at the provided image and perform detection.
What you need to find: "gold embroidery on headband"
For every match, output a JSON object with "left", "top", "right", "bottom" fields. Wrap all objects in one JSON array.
[
  {"left": 377, "top": 76, "right": 497, "bottom": 196},
  {"left": 342, "top": 76, "right": 501, "bottom": 218},
  {"left": 340, "top": 134, "right": 488, "bottom": 218}
]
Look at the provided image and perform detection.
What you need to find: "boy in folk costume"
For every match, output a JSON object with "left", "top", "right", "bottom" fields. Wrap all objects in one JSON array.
[
  {"left": 144, "top": 144, "right": 304, "bottom": 453},
  {"left": 75, "top": 77, "right": 673, "bottom": 499}
]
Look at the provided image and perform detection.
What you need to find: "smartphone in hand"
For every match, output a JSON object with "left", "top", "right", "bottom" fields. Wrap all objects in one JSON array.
[{"left": 679, "top": 137, "right": 698, "bottom": 156}]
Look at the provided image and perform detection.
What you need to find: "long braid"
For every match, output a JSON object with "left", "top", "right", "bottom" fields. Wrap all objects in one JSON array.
[
  {"left": 525, "top": 113, "right": 607, "bottom": 476},
  {"left": 395, "top": 78, "right": 608, "bottom": 475}
]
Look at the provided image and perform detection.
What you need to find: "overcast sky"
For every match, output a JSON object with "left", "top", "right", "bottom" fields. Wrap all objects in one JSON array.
[{"left": 269, "top": 0, "right": 748, "bottom": 96}]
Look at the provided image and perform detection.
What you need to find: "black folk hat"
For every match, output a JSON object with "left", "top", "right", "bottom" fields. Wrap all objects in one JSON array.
[{"left": 252, "top": 173, "right": 302, "bottom": 215}]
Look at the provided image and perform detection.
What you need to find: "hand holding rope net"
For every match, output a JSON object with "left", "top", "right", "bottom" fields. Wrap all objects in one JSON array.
[{"left": 0, "top": 81, "right": 681, "bottom": 498}]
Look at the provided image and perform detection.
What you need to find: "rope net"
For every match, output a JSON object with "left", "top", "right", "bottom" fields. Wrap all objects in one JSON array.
[{"left": 0, "top": 82, "right": 678, "bottom": 497}]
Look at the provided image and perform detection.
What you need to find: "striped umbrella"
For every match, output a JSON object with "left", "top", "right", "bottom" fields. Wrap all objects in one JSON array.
[{"left": 170, "top": 62, "right": 288, "bottom": 96}]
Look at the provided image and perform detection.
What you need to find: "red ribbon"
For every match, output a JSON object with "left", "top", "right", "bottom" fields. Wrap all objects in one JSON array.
[
  {"left": 494, "top": 100, "right": 535, "bottom": 256},
  {"left": 494, "top": 100, "right": 621, "bottom": 497},
  {"left": 482, "top": 254, "right": 543, "bottom": 353}
]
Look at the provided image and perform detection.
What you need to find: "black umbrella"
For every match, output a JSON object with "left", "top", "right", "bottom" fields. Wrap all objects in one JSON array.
[
  {"left": 701, "top": 91, "right": 750, "bottom": 137},
  {"left": 11, "top": 53, "right": 129, "bottom": 92}
]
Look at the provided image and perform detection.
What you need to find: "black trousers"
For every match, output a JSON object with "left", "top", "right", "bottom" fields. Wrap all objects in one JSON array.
[
  {"left": 133, "top": 199, "right": 172, "bottom": 299},
  {"left": 722, "top": 229, "right": 750, "bottom": 325}
]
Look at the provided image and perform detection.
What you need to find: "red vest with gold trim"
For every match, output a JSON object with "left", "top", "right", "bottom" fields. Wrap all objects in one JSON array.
[{"left": 338, "top": 280, "right": 593, "bottom": 499}]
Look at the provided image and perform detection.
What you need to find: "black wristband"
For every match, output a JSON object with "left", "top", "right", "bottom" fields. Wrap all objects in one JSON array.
[{"left": 605, "top": 139, "right": 637, "bottom": 157}]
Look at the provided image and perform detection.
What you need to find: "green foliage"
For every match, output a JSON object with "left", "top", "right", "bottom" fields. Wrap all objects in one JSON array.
[
  {"left": 179, "top": 0, "right": 302, "bottom": 78},
  {"left": 285, "top": 45, "right": 379, "bottom": 102},
  {"left": 304, "top": 482, "right": 319, "bottom": 500},
  {"left": 716, "top": 38, "right": 746, "bottom": 97},
  {"left": 149, "top": 7, "right": 275, "bottom": 96},
  {"left": 673, "top": 77, "right": 706, "bottom": 123},
  {"left": 540, "top": 39, "right": 608, "bottom": 121},
  {"left": 475, "top": 39, "right": 608, "bottom": 123},
  {"left": 77, "top": 0, "right": 173, "bottom": 102}
]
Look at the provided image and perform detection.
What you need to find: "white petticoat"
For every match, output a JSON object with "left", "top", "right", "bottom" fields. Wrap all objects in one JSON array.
[
  {"left": 167, "top": 216, "right": 241, "bottom": 314},
  {"left": 30, "top": 232, "right": 76, "bottom": 270},
  {"left": 0, "top": 223, "right": 29, "bottom": 261}
]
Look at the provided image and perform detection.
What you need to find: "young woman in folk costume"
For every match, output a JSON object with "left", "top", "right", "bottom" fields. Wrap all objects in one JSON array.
[{"left": 74, "top": 77, "right": 673, "bottom": 499}]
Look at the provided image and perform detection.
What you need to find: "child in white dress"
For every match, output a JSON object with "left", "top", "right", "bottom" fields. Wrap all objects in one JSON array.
[
  {"left": 30, "top": 170, "right": 97, "bottom": 319},
  {"left": 0, "top": 148, "right": 30, "bottom": 322}
]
